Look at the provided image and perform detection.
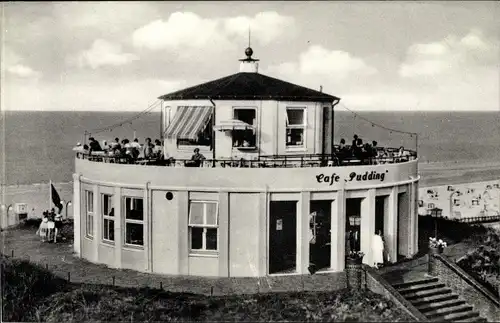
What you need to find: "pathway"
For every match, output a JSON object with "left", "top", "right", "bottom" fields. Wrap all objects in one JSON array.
[{"left": 1, "top": 228, "right": 346, "bottom": 296}]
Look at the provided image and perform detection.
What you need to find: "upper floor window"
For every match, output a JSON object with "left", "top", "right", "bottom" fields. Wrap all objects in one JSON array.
[
  {"left": 177, "top": 116, "right": 213, "bottom": 148},
  {"left": 233, "top": 108, "right": 256, "bottom": 149},
  {"left": 286, "top": 108, "right": 306, "bottom": 148}
]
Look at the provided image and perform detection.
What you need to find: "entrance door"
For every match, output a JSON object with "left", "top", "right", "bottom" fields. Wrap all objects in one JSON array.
[
  {"left": 375, "top": 196, "right": 386, "bottom": 235},
  {"left": 309, "top": 200, "right": 332, "bottom": 270},
  {"left": 269, "top": 201, "right": 297, "bottom": 274},
  {"left": 345, "top": 198, "right": 363, "bottom": 255}
]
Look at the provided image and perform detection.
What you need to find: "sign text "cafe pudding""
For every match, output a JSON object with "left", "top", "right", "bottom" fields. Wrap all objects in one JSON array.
[{"left": 316, "top": 170, "right": 389, "bottom": 186}]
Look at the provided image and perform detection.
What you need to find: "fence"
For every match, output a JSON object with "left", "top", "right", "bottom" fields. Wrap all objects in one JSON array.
[{"left": 76, "top": 147, "right": 417, "bottom": 169}]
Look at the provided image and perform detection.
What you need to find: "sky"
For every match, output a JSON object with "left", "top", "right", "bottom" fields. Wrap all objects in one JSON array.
[{"left": 1, "top": 1, "right": 499, "bottom": 111}]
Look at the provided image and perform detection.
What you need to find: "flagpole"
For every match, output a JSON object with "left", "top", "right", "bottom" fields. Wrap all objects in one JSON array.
[{"left": 49, "top": 179, "right": 52, "bottom": 211}]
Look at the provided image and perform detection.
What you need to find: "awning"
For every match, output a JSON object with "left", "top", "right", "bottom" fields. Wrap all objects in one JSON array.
[
  {"left": 164, "top": 106, "right": 213, "bottom": 140},
  {"left": 214, "top": 119, "right": 254, "bottom": 131}
]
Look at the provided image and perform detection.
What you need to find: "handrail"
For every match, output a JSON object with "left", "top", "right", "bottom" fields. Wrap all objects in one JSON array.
[
  {"left": 74, "top": 146, "right": 417, "bottom": 169},
  {"left": 435, "top": 254, "right": 500, "bottom": 306}
]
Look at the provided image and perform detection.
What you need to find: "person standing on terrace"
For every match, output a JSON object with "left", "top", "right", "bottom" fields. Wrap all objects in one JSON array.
[
  {"left": 143, "top": 138, "right": 154, "bottom": 159},
  {"left": 88, "top": 137, "right": 102, "bottom": 154}
]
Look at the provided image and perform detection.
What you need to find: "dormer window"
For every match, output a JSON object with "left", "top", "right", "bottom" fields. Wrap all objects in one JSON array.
[{"left": 286, "top": 107, "right": 306, "bottom": 148}]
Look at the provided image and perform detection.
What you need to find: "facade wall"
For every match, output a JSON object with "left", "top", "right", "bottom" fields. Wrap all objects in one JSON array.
[
  {"left": 162, "top": 99, "right": 329, "bottom": 160},
  {"left": 229, "top": 193, "right": 261, "bottom": 277},
  {"left": 74, "top": 159, "right": 419, "bottom": 277}
]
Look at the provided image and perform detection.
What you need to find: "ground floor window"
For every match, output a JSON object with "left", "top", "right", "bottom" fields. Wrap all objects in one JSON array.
[
  {"left": 102, "top": 194, "right": 114, "bottom": 242},
  {"left": 85, "top": 190, "right": 94, "bottom": 238},
  {"left": 188, "top": 201, "right": 219, "bottom": 252},
  {"left": 124, "top": 197, "right": 144, "bottom": 246}
]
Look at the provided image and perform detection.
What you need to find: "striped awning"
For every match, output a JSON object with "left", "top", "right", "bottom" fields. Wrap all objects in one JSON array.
[{"left": 164, "top": 106, "right": 213, "bottom": 140}]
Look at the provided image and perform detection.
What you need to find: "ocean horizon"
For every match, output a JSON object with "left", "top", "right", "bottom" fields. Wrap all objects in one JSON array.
[{"left": 1, "top": 110, "right": 499, "bottom": 186}]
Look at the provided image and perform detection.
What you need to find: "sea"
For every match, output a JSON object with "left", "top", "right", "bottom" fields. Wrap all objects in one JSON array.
[{"left": 1, "top": 110, "right": 499, "bottom": 186}]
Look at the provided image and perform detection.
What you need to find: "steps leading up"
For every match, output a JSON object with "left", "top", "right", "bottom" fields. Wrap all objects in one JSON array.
[{"left": 392, "top": 277, "right": 486, "bottom": 322}]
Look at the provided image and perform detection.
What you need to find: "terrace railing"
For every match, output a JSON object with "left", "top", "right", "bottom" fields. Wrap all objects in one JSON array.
[{"left": 75, "top": 147, "right": 417, "bottom": 169}]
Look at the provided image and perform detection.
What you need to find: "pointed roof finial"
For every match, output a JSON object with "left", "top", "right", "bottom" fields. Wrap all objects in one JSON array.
[{"left": 239, "top": 26, "right": 259, "bottom": 63}]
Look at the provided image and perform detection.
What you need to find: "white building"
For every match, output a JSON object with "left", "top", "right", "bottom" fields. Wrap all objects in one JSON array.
[{"left": 73, "top": 47, "right": 419, "bottom": 277}]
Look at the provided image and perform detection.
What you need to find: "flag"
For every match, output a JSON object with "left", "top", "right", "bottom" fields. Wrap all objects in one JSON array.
[{"left": 51, "top": 183, "right": 63, "bottom": 211}]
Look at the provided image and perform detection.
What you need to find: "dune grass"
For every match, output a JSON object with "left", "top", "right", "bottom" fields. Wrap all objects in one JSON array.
[{"left": 1, "top": 256, "right": 415, "bottom": 322}]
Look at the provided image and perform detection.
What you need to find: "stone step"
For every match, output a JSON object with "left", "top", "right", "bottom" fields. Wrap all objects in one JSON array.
[
  {"left": 457, "top": 316, "right": 487, "bottom": 322},
  {"left": 425, "top": 303, "right": 473, "bottom": 318},
  {"left": 430, "top": 310, "right": 480, "bottom": 322},
  {"left": 416, "top": 298, "right": 466, "bottom": 313},
  {"left": 392, "top": 277, "right": 439, "bottom": 290},
  {"left": 411, "top": 293, "right": 459, "bottom": 307},
  {"left": 397, "top": 281, "right": 446, "bottom": 295},
  {"left": 405, "top": 287, "right": 453, "bottom": 301}
]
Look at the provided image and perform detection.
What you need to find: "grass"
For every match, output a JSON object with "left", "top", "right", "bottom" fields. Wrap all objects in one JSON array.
[{"left": 1, "top": 256, "right": 415, "bottom": 322}]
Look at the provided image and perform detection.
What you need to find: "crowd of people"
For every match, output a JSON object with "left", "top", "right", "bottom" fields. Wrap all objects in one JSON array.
[
  {"left": 334, "top": 134, "right": 411, "bottom": 165},
  {"left": 74, "top": 133, "right": 412, "bottom": 168},
  {"left": 74, "top": 137, "right": 167, "bottom": 164},
  {"left": 74, "top": 137, "right": 209, "bottom": 167},
  {"left": 36, "top": 208, "right": 64, "bottom": 243}
]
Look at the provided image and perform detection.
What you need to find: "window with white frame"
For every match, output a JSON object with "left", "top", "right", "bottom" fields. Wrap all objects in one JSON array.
[
  {"left": 286, "top": 107, "right": 306, "bottom": 147},
  {"left": 85, "top": 190, "right": 94, "bottom": 238},
  {"left": 232, "top": 108, "right": 256, "bottom": 148},
  {"left": 102, "top": 194, "right": 114, "bottom": 242},
  {"left": 124, "top": 197, "right": 144, "bottom": 246},
  {"left": 188, "top": 201, "right": 219, "bottom": 252}
]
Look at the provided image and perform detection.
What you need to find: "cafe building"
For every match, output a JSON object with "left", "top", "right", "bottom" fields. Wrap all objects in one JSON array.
[{"left": 73, "top": 47, "right": 420, "bottom": 277}]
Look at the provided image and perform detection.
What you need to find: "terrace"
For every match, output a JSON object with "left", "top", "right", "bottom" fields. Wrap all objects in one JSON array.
[{"left": 75, "top": 146, "right": 417, "bottom": 168}]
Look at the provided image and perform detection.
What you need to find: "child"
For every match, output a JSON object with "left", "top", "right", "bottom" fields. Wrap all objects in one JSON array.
[{"left": 36, "top": 213, "right": 49, "bottom": 242}]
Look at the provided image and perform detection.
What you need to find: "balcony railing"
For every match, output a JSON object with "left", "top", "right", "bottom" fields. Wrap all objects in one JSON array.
[{"left": 75, "top": 147, "right": 417, "bottom": 169}]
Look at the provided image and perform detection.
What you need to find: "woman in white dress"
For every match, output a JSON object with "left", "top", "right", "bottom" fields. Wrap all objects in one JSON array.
[
  {"left": 36, "top": 214, "right": 49, "bottom": 242},
  {"left": 372, "top": 230, "right": 385, "bottom": 268}
]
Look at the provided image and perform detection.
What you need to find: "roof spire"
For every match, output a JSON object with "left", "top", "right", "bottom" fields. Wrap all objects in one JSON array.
[{"left": 248, "top": 26, "right": 251, "bottom": 48}]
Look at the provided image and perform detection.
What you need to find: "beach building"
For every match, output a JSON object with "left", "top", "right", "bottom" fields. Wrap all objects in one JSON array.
[{"left": 72, "top": 47, "right": 420, "bottom": 277}]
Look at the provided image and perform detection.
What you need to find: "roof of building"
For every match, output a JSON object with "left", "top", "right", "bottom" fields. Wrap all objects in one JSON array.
[{"left": 158, "top": 72, "right": 340, "bottom": 102}]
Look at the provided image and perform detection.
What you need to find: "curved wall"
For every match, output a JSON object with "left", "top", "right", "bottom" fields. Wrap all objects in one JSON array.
[{"left": 74, "top": 159, "right": 419, "bottom": 277}]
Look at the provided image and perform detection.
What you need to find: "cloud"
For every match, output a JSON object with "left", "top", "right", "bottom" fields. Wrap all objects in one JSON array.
[
  {"left": 399, "top": 29, "right": 499, "bottom": 78},
  {"left": 132, "top": 12, "right": 224, "bottom": 51},
  {"left": 132, "top": 11, "right": 294, "bottom": 51},
  {"left": 266, "top": 45, "right": 377, "bottom": 85},
  {"left": 77, "top": 39, "right": 139, "bottom": 69},
  {"left": 224, "top": 11, "right": 295, "bottom": 45},
  {"left": 3, "top": 48, "right": 41, "bottom": 78},
  {"left": 7, "top": 64, "right": 41, "bottom": 78}
]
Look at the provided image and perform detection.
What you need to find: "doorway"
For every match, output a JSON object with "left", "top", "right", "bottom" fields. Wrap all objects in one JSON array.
[
  {"left": 345, "top": 198, "right": 363, "bottom": 256},
  {"left": 375, "top": 196, "right": 387, "bottom": 235},
  {"left": 309, "top": 200, "right": 332, "bottom": 271},
  {"left": 269, "top": 201, "right": 297, "bottom": 274}
]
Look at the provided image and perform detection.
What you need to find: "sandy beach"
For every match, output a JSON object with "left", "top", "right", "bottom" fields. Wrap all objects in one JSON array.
[
  {"left": 1, "top": 182, "right": 73, "bottom": 221},
  {"left": 1, "top": 160, "right": 499, "bottom": 224}
]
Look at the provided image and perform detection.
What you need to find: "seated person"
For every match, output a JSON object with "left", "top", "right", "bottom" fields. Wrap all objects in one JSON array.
[
  {"left": 186, "top": 148, "right": 206, "bottom": 167},
  {"left": 334, "top": 138, "right": 349, "bottom": 164},
  {"left": 153, "top": 139, "right": 163, "bottom": 159}
]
